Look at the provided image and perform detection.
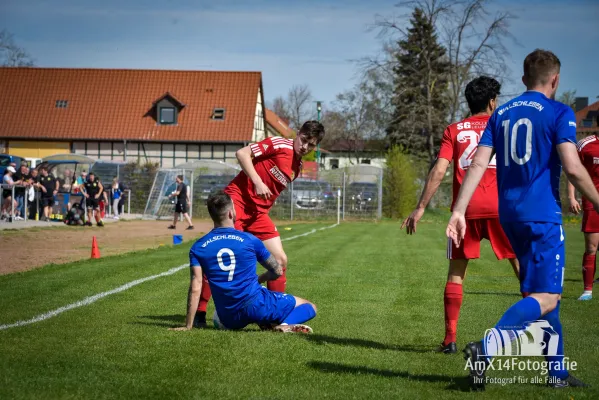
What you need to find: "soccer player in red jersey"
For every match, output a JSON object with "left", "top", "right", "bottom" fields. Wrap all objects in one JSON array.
[
  {"left": 567, "top": 113, "right": 599, "bottom": 301},
  {"left": 192, "top": 121, "right": 325, "bottom": 327},
  {"left": 402, "top": 76, "right": 520, "bottom": 353}
]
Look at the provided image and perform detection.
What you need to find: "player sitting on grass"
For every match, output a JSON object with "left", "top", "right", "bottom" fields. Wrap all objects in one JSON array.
[
  {"left": 170, "top": 191, "right": 317, "bottom": 333},
  {"left": 193, "top": 120, "right": 325, "bottom": 327},
  {"left": 566, "top": 113, "right": 599, "bottom": 301},
  {"left": 402, "top": 76, "right": 521, "bottom": 354}
]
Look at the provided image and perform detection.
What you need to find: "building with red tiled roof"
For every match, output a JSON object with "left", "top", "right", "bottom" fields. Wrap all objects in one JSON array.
[
  {"left": 575, "top": 98, "right": 599, "bottom": 139},
  {"left": 264, "top": 107, "right": 295, "bottom": 139},
  {"left": 0, "top": 68, "right": 266, "bottom": 167}
]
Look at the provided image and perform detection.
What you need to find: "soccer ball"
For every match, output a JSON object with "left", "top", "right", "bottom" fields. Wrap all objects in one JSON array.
[{"left": 212, "top": 311, "right": 227, "bottom": 330}]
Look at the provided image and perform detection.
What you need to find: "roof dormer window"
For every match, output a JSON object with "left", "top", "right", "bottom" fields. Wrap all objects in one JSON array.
[
  {"left": 150, "top": 92, "right": 185, "bottom": 126},
  {"left": 55, "top": 100, "right": 69, "bottom": 108},
  {"left": 160, "top": 107, "right": 176, "bottom": 125},
  {"left": 212, "top": 108, "right": 225, "bottom": 120}
]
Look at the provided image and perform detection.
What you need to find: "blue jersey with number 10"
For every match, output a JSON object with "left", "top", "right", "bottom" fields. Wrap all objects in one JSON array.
[
  {"left": 478, "top": 91, "right": 577, "bottom": 224},
  {"left": 189, "top": 227, "right": 271, "bottom": 316}
]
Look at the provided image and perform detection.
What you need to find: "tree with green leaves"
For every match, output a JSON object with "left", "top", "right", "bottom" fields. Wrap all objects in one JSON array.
[{"left": 386, "top": 7, "right": 450, "bottom": 162}]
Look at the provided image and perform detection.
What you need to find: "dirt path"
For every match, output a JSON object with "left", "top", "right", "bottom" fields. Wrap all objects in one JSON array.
[{"left": 0, "top": 220, "right": 213, "bottom": 275}]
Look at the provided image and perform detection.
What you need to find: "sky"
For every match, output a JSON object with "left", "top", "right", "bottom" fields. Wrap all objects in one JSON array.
[{"left": 1, "top": 0, "right": 598, "bottom": 109}]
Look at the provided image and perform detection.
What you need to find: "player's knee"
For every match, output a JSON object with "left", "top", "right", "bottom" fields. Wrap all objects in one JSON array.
[{"left": 585, "top": 244, "right": 597, "bottom": 254}]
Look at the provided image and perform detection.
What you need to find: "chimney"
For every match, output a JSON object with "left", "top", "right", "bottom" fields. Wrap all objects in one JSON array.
[{"left": 575, "top": 97, "right": 589, "bottom": 113}]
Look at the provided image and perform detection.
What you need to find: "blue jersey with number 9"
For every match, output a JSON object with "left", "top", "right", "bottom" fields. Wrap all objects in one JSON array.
[
  {"left": 189, "top": 227, "right": 271, "bottom": 316},
  {"left": 478, "top": 91, "right": 577, "bottom": 223}
]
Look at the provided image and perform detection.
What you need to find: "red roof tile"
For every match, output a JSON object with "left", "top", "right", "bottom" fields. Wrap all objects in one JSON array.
[
  {"left": 575, "top": 100, "right": 599, "bottom": 134},
  {"left": 0, "top": 67, "right": 262, "bottom": 143},
  {"left": 264, "top": 107, "right": 294, "bottom": 138}
]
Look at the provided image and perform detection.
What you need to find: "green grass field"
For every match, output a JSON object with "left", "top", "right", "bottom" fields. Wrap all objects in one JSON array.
[{"left": 1, "top": 219, "right": 598, "bottom": 399}]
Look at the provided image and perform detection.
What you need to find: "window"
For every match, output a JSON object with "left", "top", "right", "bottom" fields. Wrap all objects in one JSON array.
[
  {"left": 55, "top": 100, "right": 69, "bottom": 108},
  {"left": 361, "top": 159, "right": 371, "bottom": 165},
  {"left": 582, "top": 119, "right": 593, "bottom": 128},
  {"left": 330, "top": 159, "right": 339, "bottom": 169},
  {"left": 212, "top": 108, "right": 226, "bottom": 120},
  {"left": 160, "top": 107, "right": 176, "bottom": 125}
]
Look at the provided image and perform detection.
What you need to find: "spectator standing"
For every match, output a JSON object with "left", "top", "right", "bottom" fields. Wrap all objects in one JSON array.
[
  {"left": 111, "top": 178, "right": 122, "bottom": 219},
  {"left": 1, "top": 166, "right": 18, "bottom": 220},
  {"left": 168, "top": 175, "right": 194, "bottom": 230},
  {"left": 37, "top": 167, "right": 58, "bottom": 222}
]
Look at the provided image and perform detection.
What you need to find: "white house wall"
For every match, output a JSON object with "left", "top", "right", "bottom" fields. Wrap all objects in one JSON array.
[{"left": 252, "top": 87, "right": 266, "bottom": 143}]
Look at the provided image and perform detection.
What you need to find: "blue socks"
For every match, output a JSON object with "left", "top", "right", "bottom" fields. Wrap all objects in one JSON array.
[
  {"left": 483, "top": 296, "right": 542, "bottom": 357},
  {"left": 283, "top": 303, "right": 316, "bottom": 325},
  {"left": 495, "top": 296, "right": 542, "bottom": 331},
  {"left": 544, "top": 301, "right": 568, "bottom": 379}
]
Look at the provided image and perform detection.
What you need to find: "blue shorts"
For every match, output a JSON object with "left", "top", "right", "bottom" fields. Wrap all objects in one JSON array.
[
  {"left": 501, "top": 222, "right": 565, "bottom": 294},
  {"left": 218, "top": 286, "right": 296, "bottom": 330}
]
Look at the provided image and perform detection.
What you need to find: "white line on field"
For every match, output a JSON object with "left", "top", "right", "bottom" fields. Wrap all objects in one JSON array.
[{"left": 0, "top": 223, "right": 338, "bottom": 331}]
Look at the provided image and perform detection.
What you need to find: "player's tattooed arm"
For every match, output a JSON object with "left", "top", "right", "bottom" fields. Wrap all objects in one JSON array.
[{"left": 258, "top": 255, "right": 282, "bottom": 283}]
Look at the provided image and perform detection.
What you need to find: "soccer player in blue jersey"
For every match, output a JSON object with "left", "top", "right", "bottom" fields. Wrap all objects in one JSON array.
[
  {"left": 447, "top": 49, "right": 599, "bottom": 390},
  {"left": 170, "top": 191, "right": 317, "bottom": 333}
]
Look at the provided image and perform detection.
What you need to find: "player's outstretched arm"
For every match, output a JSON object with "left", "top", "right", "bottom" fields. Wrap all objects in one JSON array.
[
  {"left": 567, "top": 180, "right": 581, "bottom": 215},
  {"left": 558, "top": 142, "right": 599, "bottom": 212},
  {"left": 257, "top": 255, "right": 283, "bottom": 284},
  {"left": 401, "top": 158, "right": 450, "bottom": 234},
  {"left": 446, "top": 146, "right": 493, "bottom": 247},
  {"left": 236, "top": 146, "right": 272, "bottom": 199},
  {"left": 170, "top": 266, "right": 203, "bottom": 331}
]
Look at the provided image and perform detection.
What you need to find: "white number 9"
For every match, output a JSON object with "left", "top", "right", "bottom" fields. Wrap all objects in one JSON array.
[{"left": 217, "top": 248, "right": 236, "bottom": 281}]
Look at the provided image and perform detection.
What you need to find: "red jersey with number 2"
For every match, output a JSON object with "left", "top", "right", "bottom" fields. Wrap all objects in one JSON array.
[
  {"left": 226, "top": 137, "right": 302, "bottom": 212},
  {"left": 438, "top": 114, "right": 498, "bottom": 219}
]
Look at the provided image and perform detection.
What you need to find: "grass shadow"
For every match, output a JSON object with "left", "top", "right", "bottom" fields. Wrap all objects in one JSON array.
[
  {"left": 304, "top": 334, "right": 431, "bottom": 353},
  {"left": 307, "top": 361, "right": 470, "bottom": 391}
]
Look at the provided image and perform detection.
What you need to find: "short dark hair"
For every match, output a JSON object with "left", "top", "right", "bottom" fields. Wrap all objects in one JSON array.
[
  {"left": 88, "top": 171, "right": 95, "bottom": 176},
  {"left": 465, "top": 76, "right": 501, "bottom": 115},
  {"left": 39, "top": 167, "right": 47, "bottom": 172},
  {"left": 177, "top": 175, "right": 184, "bottom": 181},
  {"left": 523, "top": 49, "right": 561, "bottom": 87},
  {"left": 298, "top": 120, "right": 325, "bottom": 143},
  {"left": 207, "top": 191, "right": 233, "bottom": 223}
]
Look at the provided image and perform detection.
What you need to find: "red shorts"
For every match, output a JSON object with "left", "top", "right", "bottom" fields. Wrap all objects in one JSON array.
[
  {"left": 447, "top": 218, "right": 515, "bottom": 260},
  {"left": 232, "top": 199, "right": 279, "bottom": 241},
  {"left": 582, "top": 209, "right": 599, "bottom": 233}
]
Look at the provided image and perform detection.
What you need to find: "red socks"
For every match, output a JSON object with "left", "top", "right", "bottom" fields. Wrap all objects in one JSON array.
[
  {"left": 583, "top": 253, "right": 596, "bottom": 292},
  {"left": 267, "top": 267, "right": 287, "bottom": 293},
  {"left": 197, "top": 274, "right": 211, "bottom": 312},
  {"left": 443, "top": 282, "right": 463, "bottom": 345}
]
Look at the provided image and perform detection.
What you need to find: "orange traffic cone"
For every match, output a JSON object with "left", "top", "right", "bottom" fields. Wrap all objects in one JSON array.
[{"left": 91, "top": 236, "right": 100, "bottom": 259}]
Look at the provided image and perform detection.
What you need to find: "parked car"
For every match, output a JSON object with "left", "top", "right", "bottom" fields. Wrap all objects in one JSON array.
[
  {"left": 291, "top": 179, "right": 335, "bottom": 210},
  {"left": 348, "top": 182, "right": 378, "bottom": 212}
]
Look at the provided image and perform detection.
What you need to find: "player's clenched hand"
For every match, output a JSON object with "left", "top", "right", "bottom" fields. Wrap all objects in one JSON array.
[
  {"left": 401, "top": 207, "right": 425, "bottom": 235},
  {"left": 254, "top": 181, "right": 272, "bottom": 200},
  {"left": 569, "top": 198, "right": 581, "bottom": 215},
  {"left": 168, "top": 326, "right": 192, "bottom": 331},
  {"left": 446, "top": 212, "right": 466, "bottom": 248}
]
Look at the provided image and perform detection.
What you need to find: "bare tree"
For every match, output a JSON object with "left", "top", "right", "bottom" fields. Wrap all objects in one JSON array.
[
  {"left": 0, "top": 29, "right": 34, "bottom": 67},
  {"left": 321, "top": 78, "right": 387, "bottom": 165},
  {"left": 270, "top": 96, "right": 291, "bottom": 124},
  {"left": 557, "top": 89, "right": 577, "bottom": 111},
  {"left": 286, "top": 84, "right": 314, "bottom": 130},
  {"left": 363, "top": 0, "right": 516, "bottom": 123}
]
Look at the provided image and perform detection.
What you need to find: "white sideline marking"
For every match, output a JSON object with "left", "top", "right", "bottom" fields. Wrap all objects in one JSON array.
[{"left": 0, "top": 224, "right": 337, "bottom": 331}]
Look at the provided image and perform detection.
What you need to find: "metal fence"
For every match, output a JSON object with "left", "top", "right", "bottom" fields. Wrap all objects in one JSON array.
[{"left": 142, "top": 163, "right": 384, "bottom": 221}]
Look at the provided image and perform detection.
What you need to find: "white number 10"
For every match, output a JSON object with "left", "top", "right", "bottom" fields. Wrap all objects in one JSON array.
[
  {"left": 217, "top": 248, "right": 236, "bottom": 281},
  {"left": 502, "top": 118, "right": 533, "bottom": 166}
]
